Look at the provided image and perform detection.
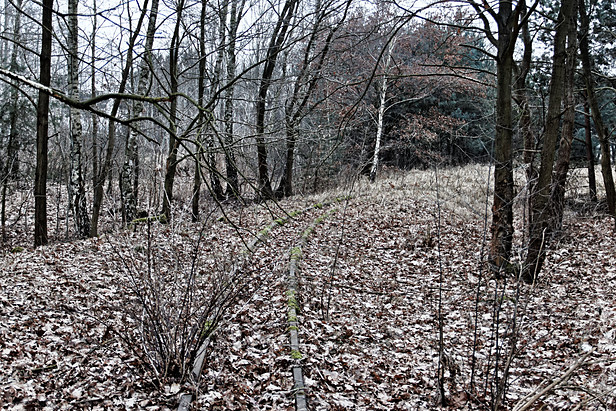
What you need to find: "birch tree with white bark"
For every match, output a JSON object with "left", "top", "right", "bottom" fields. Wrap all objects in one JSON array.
[{"left": 67, "top": 0, "right": 90, "bottom": 237}]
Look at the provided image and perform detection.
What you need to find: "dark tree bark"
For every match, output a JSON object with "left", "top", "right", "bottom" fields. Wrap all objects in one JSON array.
[
  {"left": 162, "top": 0, "right": 185, "bottom": 222},
  {"left": 223, "top": 0, "right": 244, "bottom": 200},
  {"left": 120, "top": 0, "right": 159, "bottom": 224},
  {"left": 255, "top": 0, "right": 298, "bottom": 199},
  {"left": 552, "top": 9, "right": 578, "bottom": 231},
  {"left": 91, "top": 0, "right": 98, "bottom": 212},
  {"left": 1, "top": 0, "right": 22, "bottom": 242},
  {"left": 523, "top": 0, "right": 576, "bottom": 283},
  {"left": 91, "top": 0, "right": 150, "bottom": 236},
  {"left": 276, "top": 0, "right": 350, "bottom": 197},
  {"left": 207, "top": 0, "right": 226, "bottom": 201},
  {"left": 34, "top": 0, "right": 53, "bottom": 247},
  {"left": 192, "top": 0, "right": 227, "bottom": 220},
  {"left": 467, "top": 0, "right": 538, "bottom": 269},
  {"left": 583, "top": 99, "right": 597, "bottom": 202},
  {"left": 513, "top": 8, "right": 537, "bottom": 231},
  {"left": 487, "top": 0, "right": 530, "bottom": 269},
  {"left": 579, "top": 0, "right": 616, "bottom": 215}
]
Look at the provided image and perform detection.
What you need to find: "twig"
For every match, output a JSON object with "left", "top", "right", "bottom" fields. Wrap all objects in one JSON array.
[{"left": 513, "top": 348, "right": 595, "bottom": 411}]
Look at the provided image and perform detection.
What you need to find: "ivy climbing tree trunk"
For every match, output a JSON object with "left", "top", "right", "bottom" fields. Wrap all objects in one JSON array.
[
  {"left": 523, "top": 0, "right": 576, "bottom": 283},
  {"left": 68, "top": 0, "right": 90, "bottom": 238},
  {"left": 34, "top": 0, "right": 53, "bottom": 247},
  {"left": 121, "top": 0, "right": 159, "bottom": 224}
]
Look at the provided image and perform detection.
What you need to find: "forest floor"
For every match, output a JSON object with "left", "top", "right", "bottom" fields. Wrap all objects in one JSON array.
[{"left": 1, "top": 165, "right": 615, "bottom": 410}]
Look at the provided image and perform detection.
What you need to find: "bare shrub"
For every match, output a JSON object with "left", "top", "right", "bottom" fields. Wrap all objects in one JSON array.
[{"left": 113, "top": 216, "right": 248, "bottom": 386}]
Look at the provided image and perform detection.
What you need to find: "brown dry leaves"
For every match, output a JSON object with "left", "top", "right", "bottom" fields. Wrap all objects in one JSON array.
[{"left": 1, "top": 170, "right": 615, "bottom": 410}]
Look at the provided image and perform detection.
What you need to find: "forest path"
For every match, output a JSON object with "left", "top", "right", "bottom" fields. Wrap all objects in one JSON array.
[{"left": 187, "top": 198, "right": 345, "bottom": 410}]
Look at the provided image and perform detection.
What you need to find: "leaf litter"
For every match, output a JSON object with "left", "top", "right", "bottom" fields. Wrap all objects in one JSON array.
[{"left": 0, "top": 168, "right": 614, "bottom": 410}]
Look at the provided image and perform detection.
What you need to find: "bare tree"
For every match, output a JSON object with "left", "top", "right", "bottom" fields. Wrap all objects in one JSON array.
[
  {"left": 255, "top": 0, "right": 299, "bottom": 199},
  {"left": 120, "top": 0, "right": 160, "bottom": 224},
  {"left": 369, "top": 36, "right": 395, "bottom": 183},
  {"left": 34, "top": 0, "right": 54, "bottom": 247},
  {"left": 523, "top": 0, "right": 576, "bottom": 283},
  {"left": 276, "top": 0, "right": 351, "bottom": 196},
  {"left": 467, "top": 0, "right": 538, "bottom": 270},
  {"left": 579, "top": 0, "right": 616, "bottom": 216},
  {"left": 222, "top": 0, "right": 245, "bottom": 200},
  {"left": 67, "top": 0, "right": 90, "bottom": 237},
  {"left": 1, "top": 0, "right": 23, "bottom": 242},
  {"left": 91, "top": 0, "right": 151, "bottom": 236},
  {"left": 162, "top": 0, "right": 186, "bottom": 222},
  {"left": 551, "top": 5, "right": 579, "bottom": 231},
  {"left": 583, "top": 99, "right": 597, "bottom": 202}
]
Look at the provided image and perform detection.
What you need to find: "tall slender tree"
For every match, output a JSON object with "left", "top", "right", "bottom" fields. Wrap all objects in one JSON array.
[
  {"left": 255, "top": 0, "right": 299, "bottom": 199},
  {"left": 276, "top": 0, "right": 351, "bottom": 196},
  {"left": 222, "top": 0, "right": 245, "bottom": 200},
  {"left": 1, "top": 0, "right": 23, "bottom": 242},
  {"left": 468, "top": 0, "right": 538, "bottom": 269},
  {"left": 120, "top": 0, "right": 160, "bottom": 224},
  {"left": 162, "top": 0, "right": 186, "bottom": 222},
  {"left": 583, "top": 99, "right": 597, "bottom": 202},
  {"left": 512, "top": 5, "right": 537, "bottom": 232},
  {"left": 34, "top": 0, "right": 54, "bottom": 247},
  {"left": 552, "top": 5, "right": 579, "bottom": 231},
  {"left": 523, "top": 0, "right": 576, "bottom": 283},
  {"left": 579, "top": 0, "right": 616, "bottom": 216},
  {"left": 68, "top": 0, "right": 90, "bottom": 237},
  {"left": 369, "top": 36, "right": 395, "bottom": 183},
  {"left": 91, "top": 0, "right": 151, "bottom": 236}
]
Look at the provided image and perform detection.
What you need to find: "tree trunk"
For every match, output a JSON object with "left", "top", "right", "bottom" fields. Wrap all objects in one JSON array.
[
  {"left": 68, "top": 0, "right": 90, "bottom": 238},
  {"left": 34, "top": 0, "right": 53, "bottom": 247},
  {"left": 370, "top": 53, "right": 390, "bottom": 183},
  {"left": 162, "top": 0, "right": 185, "bottom": 222},
  {"left": 91, "top": 0, "right": 150, "bottom": 236},
  {"left": 255, "top": 0, "right": 298, "bottom": 200},
  {"left": 584, "top": 100, "right": 597, "bottom": 202},
  {"left": 489, "top": 1, "right": 518, "bottom": 269},
  {"left": 551, "top": 10, "right": 578, "bottom": 232},
  {"left": 275, "top": 0, "right": 349, "bottom": 197},
  {"left": 223, "top": 0, "right": 243, "bottom": 200},
  {"left": 523, "top": 0, "right": 575, "bottom": 283},
  {"left": 91, "top": 0, "right": 98, "bottom": 208},
  {"left": 513, "top": 11, "right": 537, "bottom": 233},
  {"left": 278, "top": 117, "right": 298, "bottom": 197},
  {"left": 579, "top": 0, "right": 615, "bottom": 216},
  {"left": 1, "top": 0, "right": 22, "bottom": 242},
  {"left": 121, "top": 0, "right": 159, "bottom": 224},
  {"left": 191, "top": 0, "right": 227, "bottom": 219},
  {"left": 207, "top": 0, "right": 227, "bottom": 202}
]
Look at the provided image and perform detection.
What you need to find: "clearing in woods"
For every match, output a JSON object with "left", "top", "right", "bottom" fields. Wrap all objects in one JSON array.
[{"left": 1, "top": 165, "right": 615, "bottom": 410}]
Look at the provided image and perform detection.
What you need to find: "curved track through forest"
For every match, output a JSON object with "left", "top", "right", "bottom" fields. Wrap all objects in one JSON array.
[{"left": 1, "top": 168, "right": 615, "bottom": 410}]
